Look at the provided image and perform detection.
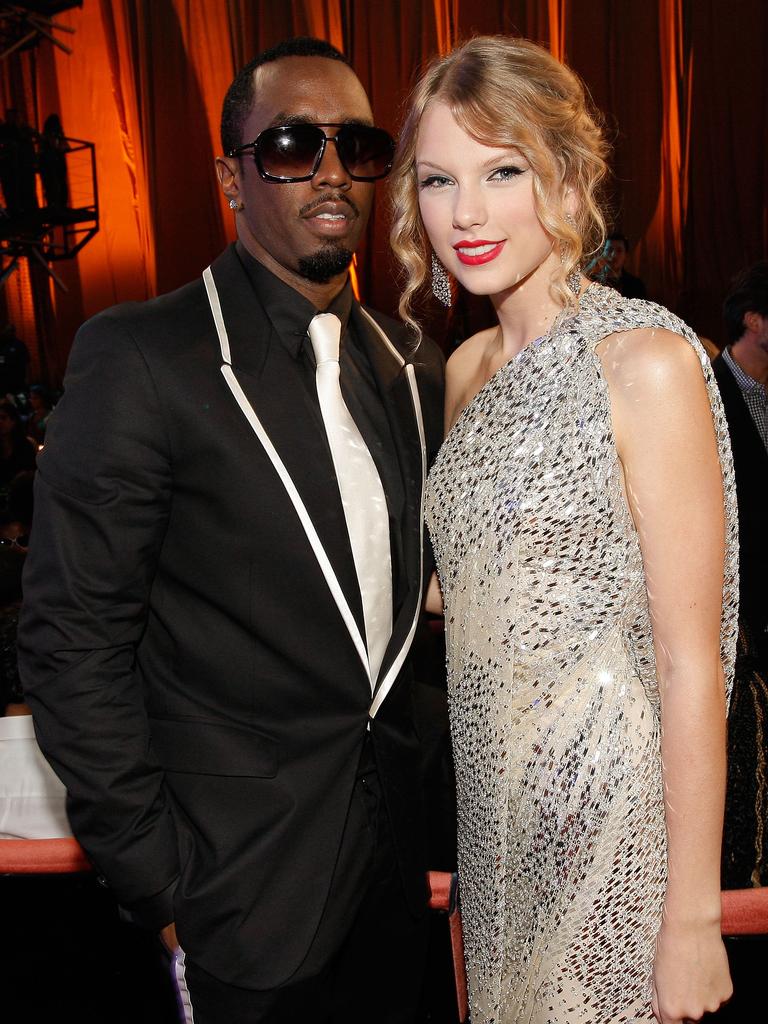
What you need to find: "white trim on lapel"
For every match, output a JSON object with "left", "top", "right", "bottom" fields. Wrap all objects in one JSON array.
[
  {"left": 203, "top": 268, "right": 231, "bottom": 364},
  {"left": 357, "top": 308, "right": 427, "bottom": 720},
  {"left": 203, "top": 265, "right": 371, "bottom": 683}
]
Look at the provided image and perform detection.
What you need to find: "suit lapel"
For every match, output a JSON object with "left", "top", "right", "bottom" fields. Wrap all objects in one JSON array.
[
  {"left": 204, "top": 253, "right": 369, "bottom": 680},
  {"left": 203, "top": 253, "right": 428, "bottom": 712},
  {"left": 353, "top": 307, "right": 427, "bottom": 717}
]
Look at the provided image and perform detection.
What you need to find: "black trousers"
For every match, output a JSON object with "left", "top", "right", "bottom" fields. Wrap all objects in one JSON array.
[{"left": 179, "top": 750, "right": 429, "bottom": 1023}]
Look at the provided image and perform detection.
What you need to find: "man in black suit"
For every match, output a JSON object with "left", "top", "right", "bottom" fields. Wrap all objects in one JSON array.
[
  {"left": 19, "top": 38, "right": 444, "bottom": 1023},
  {"left": 714, "top": 261, "right": 768, "bottom": 895}
]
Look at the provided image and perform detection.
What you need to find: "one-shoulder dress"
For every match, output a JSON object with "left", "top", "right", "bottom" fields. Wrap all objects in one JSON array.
[{"left": 425, "top": 284, "right": 738, "bottom": 1023}]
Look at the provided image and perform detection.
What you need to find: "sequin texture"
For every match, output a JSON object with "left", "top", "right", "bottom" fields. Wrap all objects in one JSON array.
[{"left": 425, "top": 285, "right": 738, "bottom": 1023}]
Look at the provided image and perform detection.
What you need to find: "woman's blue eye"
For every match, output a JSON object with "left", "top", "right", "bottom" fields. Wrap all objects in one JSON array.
[
  {"left": 419, "top": 174, "right": 452, "bottom": 189},
  {"left": 491, "top": 165, "right": 525, "bottom": 181}
]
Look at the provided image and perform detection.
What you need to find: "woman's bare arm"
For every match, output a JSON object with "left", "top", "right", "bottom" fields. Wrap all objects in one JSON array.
[{"left": 600, "top": 327, "right": 732, "bottom": 1024}]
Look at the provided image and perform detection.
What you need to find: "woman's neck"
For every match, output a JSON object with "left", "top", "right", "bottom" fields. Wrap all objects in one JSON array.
[{"left": 490, "top": 252, "right": 572, "bottom": 359}]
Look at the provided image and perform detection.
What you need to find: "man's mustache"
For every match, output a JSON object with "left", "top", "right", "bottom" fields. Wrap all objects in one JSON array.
[{"left": 299, "top": 193, "right": 359, "bottom": 219}]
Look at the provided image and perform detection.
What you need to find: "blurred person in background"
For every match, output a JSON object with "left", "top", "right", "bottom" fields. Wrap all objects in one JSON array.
[
  {"left": 714, "top": 261, "right": 768, "bottom": 890},
  {"left": 0, "top": 401, "right": 36, "bottom": 506},
  {"left": 26, "top": 385, "right": 55, "bottom": 447},
  {"left": 588, "top": 231, "right": 648, "bottom": 299},
  {"left": 0, "top": 324, "right": 29, "bottom": 398}
]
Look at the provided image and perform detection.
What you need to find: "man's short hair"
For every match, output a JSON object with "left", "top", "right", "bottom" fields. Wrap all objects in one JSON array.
[
  {"left": 220, "top": 37, "right": 349, "bottom": 155},
  {"left": 723, "top": 260, "right": 768, "bottom": 344},
  {"left": 607, "top": 231, "right": 629, "bottom": 249}
]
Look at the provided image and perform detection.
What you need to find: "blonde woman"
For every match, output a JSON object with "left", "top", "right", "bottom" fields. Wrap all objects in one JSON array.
[{"left": 391, "top": 36, "right": 737, "bottom": 1024}]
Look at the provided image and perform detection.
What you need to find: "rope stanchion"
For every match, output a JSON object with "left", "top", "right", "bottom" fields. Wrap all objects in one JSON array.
[
  {"left": 428, "top": 870, "right": 468, "bottom": 1022},
  {"left": 721, "top": 887, "right": 768, "bottom": 936},
  {"left": 0, "top": 837, "right": 91, "bottom": 874}
]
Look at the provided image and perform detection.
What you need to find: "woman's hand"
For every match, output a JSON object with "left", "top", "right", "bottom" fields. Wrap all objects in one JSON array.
[{"left": 652, "top": 917, "right": 732, "bottom": 1023}]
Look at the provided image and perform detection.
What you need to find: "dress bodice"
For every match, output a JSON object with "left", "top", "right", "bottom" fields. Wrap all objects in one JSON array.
[{"left": 426, "top": 284, "right": 738, "bottom": 709}]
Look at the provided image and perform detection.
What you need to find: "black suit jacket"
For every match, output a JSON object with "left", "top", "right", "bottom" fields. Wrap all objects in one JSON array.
[
  {"left": 18, "top": 244, "right": 444, "bottom": 989},
  {"left": 712, "top": 354, "right": 768, "bottom": 641}
]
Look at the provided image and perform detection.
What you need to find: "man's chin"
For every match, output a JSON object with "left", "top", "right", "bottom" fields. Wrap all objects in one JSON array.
[{"left": 297, "top": 245, "right": 354, "bottom": 285}]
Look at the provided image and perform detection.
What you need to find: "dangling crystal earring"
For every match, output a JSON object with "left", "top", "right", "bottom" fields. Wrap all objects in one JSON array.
[
  {"left": 562, "top": 214, "right": 581, "bottom": 297},
  {"left": 431, "top": 253, "right": 452, "bottom": 307},
  {"left": 566, "top": 265, "right": 581, "bottom": 297}
]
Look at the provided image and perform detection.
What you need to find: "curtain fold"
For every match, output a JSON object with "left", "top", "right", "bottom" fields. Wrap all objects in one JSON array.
[
  {"left": 547, "top": 0, "right": 566, "bottom": 61},
  {"left": 347, "top": 0, "right": 444, "bottom": 319},
  {"left": 566, "top": 3, "right": 665, "bottom": 295},
  {"left": 634, "top": 0, "right": 691, "bottom": 308},
  {"left": 298, "top": 0, "right": 345, "bottom": 47},
  {"left": 98, "top": 0, "right": 157, "bottom": 297},
  {"left": 171, "top": 0, "right": 239, "bottom": 242},
  {"left": 680, "top": 0, "right": 768, "bottom": 339},
  {"left": 433, "top": 0, "right": 459, "bottom": 55}
]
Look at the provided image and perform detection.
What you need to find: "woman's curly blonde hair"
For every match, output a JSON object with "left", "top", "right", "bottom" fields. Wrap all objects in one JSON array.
[{"left": 390, "top": 36, "right": 610, "bottom": 338}]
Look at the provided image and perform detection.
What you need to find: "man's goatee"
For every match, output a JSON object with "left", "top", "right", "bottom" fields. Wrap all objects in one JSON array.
[{"left": 298, "top": 246, "right": 354, "bottom": 284}]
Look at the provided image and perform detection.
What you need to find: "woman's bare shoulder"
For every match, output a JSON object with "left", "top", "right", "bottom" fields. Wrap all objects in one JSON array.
[
  {"left": 444, "top": 327, "right": 498, "bottom": 432},
  {"left": 445, "top": 327, "right": 501, "bottom": 399},
  {"left": 596, "top": 326, "right": 703, "bottom": 396},
  {"left": 446, "top": 326, "right": 499, "bottom": 376}
]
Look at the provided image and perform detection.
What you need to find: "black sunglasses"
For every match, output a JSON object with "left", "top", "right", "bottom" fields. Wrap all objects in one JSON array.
[{"left": 228, "top": 122, "right": 395, "bottom": 183}]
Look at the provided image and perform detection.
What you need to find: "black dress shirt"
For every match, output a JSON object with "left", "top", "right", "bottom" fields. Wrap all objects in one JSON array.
[{"left": 234, "top": 242, "right": 406, "bottom": 615}]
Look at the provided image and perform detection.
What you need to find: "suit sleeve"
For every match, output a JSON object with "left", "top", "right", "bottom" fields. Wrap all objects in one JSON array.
[{"left": 18, "top": 312, "right": 180, "bottom": 929}]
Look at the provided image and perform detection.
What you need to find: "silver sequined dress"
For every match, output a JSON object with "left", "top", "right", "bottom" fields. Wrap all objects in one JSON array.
[{"left": 425, "top": 285, "right": 738, "bottom": 1023}]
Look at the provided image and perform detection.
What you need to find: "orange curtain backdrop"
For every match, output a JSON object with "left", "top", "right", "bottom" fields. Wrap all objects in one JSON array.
[
  {"left": 565, "top": 4, "right": 666, "bottom": 293},
  {"left": 94, "top": 0, "right": 157, "bottom": 297},
  {"left": 681, "top": 0, "right": 768, "bottom": 340},
  {"left": 0, "top": 0, "right": 766, "bottom": 382},
  {"left": 632, "top": 0, "right": 692, "bottom": 307},
  {"left": 547, "top": 0, "right": 566, "bottom": 61},
  {"left": 346, "top": 0, "right": 446, "bottom": 323},
  {"left": 0, "top": 46, "right": 58, "bottom": 382},
  {"left": 171, "top": 0, "right": 239, "bottom": 242},
  {"left": 0, "top": 4, "right": 158, "bottom": 376},
  {"left": 451, "top": 2, "right": 552, "bottom": 47},
  {"left": 299, "top": 0, "right": 344, "bottom": 47},
  {"left": 107, "top": 1, "right": 230, "bottom": 295},
  {"left": 433, "top": 0, "right": 459, "bottom": 55}
]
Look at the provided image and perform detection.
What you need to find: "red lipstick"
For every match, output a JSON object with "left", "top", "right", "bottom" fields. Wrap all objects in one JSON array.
[{"left": 452, "top": 239, "right": 506, "bottom": 266}]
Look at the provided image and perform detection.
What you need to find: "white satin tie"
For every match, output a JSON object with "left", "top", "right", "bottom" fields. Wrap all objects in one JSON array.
[{"left": 309, "top": 313, "right": 393, "bottom": 687}]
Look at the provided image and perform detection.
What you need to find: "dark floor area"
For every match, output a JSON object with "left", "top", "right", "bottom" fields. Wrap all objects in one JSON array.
[
  {"left": 710, "top": 934, "right": 767, "bottom": 1022},
  {"left": 2, "top": 872, "right": 463, "bottom": 1023},
  {"left": 3, "top": 871, "right": 764, "bottom": 1022},
  {"left": 2, "top": 874, "right": 180, "bottom": 1024}
]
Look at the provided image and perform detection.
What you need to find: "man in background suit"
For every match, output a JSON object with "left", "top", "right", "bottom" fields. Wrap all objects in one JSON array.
[
  {"left": 19, "top": 37, "right": 444, "bottom": 1023},
  {"left": 714, "top": 261, "right": 768, "bottom": 893},
  {"left": 713, "top": 260, "right": 768, "bottom": 1020},
  {"left": 714, "top": 261, "right": 768, "bottom": 667}
]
